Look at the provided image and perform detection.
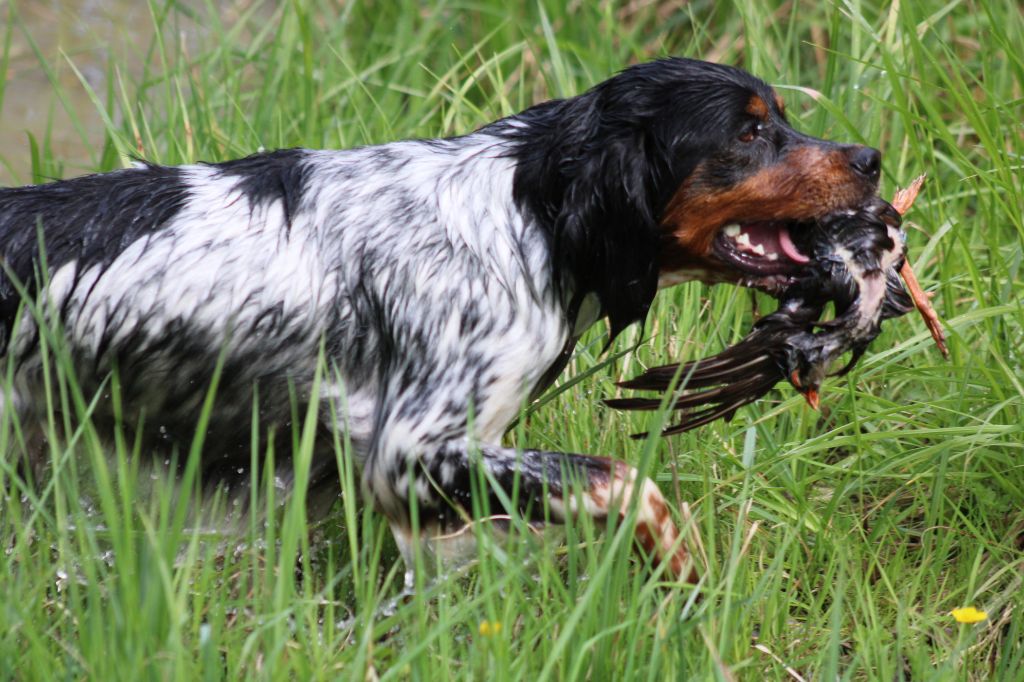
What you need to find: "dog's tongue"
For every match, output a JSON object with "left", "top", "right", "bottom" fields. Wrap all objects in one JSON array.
[
  {"left": 778, "top": 225, "right": 810, "bottom": 263},
  {"left": 740, "top": 222, "right": 811, "bottom": 264}
]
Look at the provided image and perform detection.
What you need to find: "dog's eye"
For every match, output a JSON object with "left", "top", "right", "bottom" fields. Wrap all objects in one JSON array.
[{"left": 739, "top": 122, "right": 764, "bottom": 143}]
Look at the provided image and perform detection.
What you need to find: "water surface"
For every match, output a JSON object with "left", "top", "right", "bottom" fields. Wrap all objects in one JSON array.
[{"left": 0, "top": 0, "right": 214, "bottom": 185}]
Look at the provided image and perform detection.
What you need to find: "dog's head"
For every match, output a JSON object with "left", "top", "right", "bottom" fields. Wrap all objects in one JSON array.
[
  {"left": 507, "top": 58, "right": 881, "bottom": 337},
  {"left": 643, "top": 60, "right": 880, "bottom": 292}
]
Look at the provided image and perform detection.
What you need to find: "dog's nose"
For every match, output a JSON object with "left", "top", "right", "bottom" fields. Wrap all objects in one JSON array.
[{"left": 848, "top": 145, "right": 881, "bottom": 182}]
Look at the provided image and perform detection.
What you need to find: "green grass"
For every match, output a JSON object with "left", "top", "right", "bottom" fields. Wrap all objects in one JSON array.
[{"left": 1, "top": 0, "right": 1022, "bottom": 678}]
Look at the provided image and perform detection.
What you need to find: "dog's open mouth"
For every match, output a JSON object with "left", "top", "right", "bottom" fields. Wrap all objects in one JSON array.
[
  {"left": 611, "top": 177, "right": 947, "bottom": 436},
  {"left": 712, "top": 221, "right": 812, "bottom": 276}
]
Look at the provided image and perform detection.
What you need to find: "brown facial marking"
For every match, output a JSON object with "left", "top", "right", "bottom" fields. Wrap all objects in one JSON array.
[
  {"left": 745, "top": 94, "right": 770, "bottom": 121},
  {"left": 773, "top": 90, "right": 786, "bottom": 116},
  {"left": 659, "top": 145, "right": 870, "bottom": 272}
]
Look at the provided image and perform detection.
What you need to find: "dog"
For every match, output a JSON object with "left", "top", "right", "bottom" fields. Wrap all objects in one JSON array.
[{"left": 0, "top": 58, "right": 881, "bottom": 581}]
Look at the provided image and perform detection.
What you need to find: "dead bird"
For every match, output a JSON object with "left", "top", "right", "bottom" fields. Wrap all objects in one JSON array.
[{"left": 608, "top": 183, "right": 938, "bottom": 436}]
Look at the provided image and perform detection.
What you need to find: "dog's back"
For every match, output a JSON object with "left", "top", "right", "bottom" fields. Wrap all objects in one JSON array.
[{"left": 0, "top": 136, "right": 566, "bottom": 486}]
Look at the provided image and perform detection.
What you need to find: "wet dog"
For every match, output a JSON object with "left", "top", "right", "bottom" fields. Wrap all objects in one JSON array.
[{"left": 0, "top": 58, "right": 881, "bottom": 579}]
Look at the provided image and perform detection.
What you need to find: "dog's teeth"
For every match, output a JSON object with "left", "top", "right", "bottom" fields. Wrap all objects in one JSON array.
[
  {"left": 724, "top": 224, "right": 741, "bottom": 237},
  {"left": 735, "top": 232, "right": 752, "bottom": 248},
  {"left": 766, "top": 252, "right": 779, "bottom": 261},
  {"left": 751, "top": 243, "right": 766, "bottom": 256}
]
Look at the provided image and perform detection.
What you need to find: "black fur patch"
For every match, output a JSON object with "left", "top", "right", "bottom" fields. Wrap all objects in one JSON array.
[
  {"left": 212, "top": 149, "right": 310, "bottom": 227},
  {"left": 0, "top": 164, "right": 190, "bottom": 348}
]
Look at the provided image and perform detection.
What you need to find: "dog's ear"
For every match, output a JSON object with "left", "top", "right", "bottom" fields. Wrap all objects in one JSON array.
[{"left": 508, "top": 93, "right": 672, "bottom": 340}]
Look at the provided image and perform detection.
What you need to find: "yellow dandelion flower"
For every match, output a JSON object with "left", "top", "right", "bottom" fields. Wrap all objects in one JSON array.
[
  {"left": 478, "top": 620, "right": 502, "bottom": 636},
  {"left": 951, "top": 607, "right": 988, "bottom": 624}
]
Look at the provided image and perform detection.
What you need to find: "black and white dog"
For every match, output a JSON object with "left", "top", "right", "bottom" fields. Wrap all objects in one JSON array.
[{"left": 0, "top": 58, "right": 881, "bottom": 580}]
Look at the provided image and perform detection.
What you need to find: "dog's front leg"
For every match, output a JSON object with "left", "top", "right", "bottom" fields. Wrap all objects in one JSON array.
[{"left": 367, "top": 442, "right": 696, "bottom": 582}]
